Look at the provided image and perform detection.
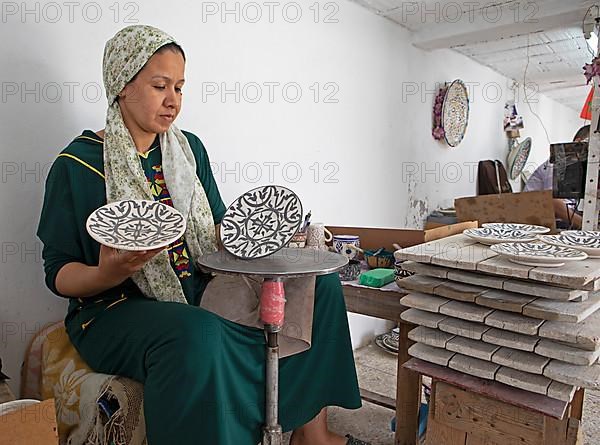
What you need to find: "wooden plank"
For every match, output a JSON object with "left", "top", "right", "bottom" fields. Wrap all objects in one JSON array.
[
  {"left": 395, "top": 234, "right": 477, "bottom": 264},
  {"left": 439, "top": 300, "right": 494, "bottom": 323},
  {"left": 477, "top": 255, "right": 534, "bottom": 279},
  {"left": 408, "top": 343, "right": 456, "bottom": 367},
  {"left": 465, "top": 433, "right": 501, "bottom": 445},
  {"left": 482, "top": 328, "right": 541, "bottom": 352},
  {"left": 503, "top": 279, "right": 587, "bottom": 301},
  {"left": 565, "top": 418, "right": 583, "bottom": 445},
  {"left": 476, "top": 290, "right": 537, "bottom": 313},
  {"left": 544, "top": 416, "right": 569, "bottom": 445},
  {"left": 491, "top": 347, "right": 550, "bottom": 375},
  {"left": 401, "top": 308, "right": 448, "bottom": 329},
  {"left": 538, "top": 310, "right": 600, "bottom": 351},
  {"left": 359, "top": 388, "right": 396, "bottom": 410},
  {"left": 431, "top": 242, "right": 497, "bottom": 271},
  {"left": 434, "top": 281, "right": 488, "bottom": 302},
  {"left": 0, "top": 398, "right": 58, "bottom": 444},
  {"left": 396, "top": 275, "right": 446, "bottom": 294},
  {"left": 423, "top": 221, "right": 478, "bottom": 242},
  {"left": 543, "top": 361, "right": 600, "bottom": 389},
  {"left": 484, "top": 311, "right": 545, "bottom": 336},
  {"left": 535, "top": 339, "right": 600, "bottom": 366},
  {"left": 395, "top": 322, "right": 421, "bottom": 445},
  {"left": 400, "top": 261, "right": 449, "bottom": 278},
  {"left": 342, "top": 284, "right": 407, "bottom": 321},
  {"left": 522, "top": 293, "right": 600, "bottom": 323},
  {"left": 433, "top": 381, "right": 545, "bottom": 445},
  {"left": 547, "top": 381, "right": 577, "bottom": 403},
  {"left": 570, "top": 388, "right": 585, "bottom": 420},
  {"left": 529, "top": 258, "right": 600, "bottom": 291},
  {"left": 447, "top": 269, "right": 506, "bottom": 290},
  {"left": 425, "top": 417, "right": 467, "bottom": 445},
  {"left": 448, "top": 354, "right": 500, "bottom": 380},
  {"left": 446, "top": 336, "right": 500, "bottom": 361},
  {"left": 402, "top": 358, "right": 568, "bottom": 419},
  {"left": 495, "top": 367, "right": 552, "bottom": 396},
  {"left": 400, "top": 292, "right": 450, "bottom": 313},
  {"left": 439, "top": 318, "right": 491, "bottom": 340},
  {"left": 408, "top": 326, "right": 455, "bottom": 349}
]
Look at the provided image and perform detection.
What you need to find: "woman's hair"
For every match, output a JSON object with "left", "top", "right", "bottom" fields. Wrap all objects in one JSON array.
[{"left": 125, "top": 42, "right": 186, "bottom": 87}]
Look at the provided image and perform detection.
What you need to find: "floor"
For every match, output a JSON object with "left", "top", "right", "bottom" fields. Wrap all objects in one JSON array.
[{"left": 283, "top": 341, "right": 600, "bottom": 445}]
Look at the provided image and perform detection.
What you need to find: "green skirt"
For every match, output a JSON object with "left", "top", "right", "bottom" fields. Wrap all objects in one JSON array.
[{"left": 65, "top": 273, "right": 361, "bottom": 444}]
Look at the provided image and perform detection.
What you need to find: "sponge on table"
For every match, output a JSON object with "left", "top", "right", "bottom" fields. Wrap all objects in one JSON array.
[{"left": 358, "top": 268, "right": 395, "bottom": 288}]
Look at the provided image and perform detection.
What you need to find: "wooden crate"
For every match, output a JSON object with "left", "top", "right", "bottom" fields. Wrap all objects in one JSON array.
[{"left": 426, "top": 381, "right": 583, "bottom": 445}]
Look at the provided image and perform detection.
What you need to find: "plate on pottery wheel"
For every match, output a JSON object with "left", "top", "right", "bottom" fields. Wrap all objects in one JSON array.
[
  {"left": 86, "top": 199, "right": 186, "bottom": 251},
  {"left": 220, "top": 185, "right": 303, "bottom": 259},
  {"left": 537, "top": 233, "right": 600, "bottom": 259},
  {"left": 463, "top": 227, "right": 537, "bottom": 245},
  {"left": 490, "top": 242, "right": 588, "bottom": 267},
  {"left": 482, "top": 222, "right": 550, "bottom": 234}
]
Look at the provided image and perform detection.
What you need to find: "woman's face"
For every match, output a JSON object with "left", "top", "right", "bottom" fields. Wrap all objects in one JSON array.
[{"left": 118, "top": 48, "right": 185, "bottom": 136}]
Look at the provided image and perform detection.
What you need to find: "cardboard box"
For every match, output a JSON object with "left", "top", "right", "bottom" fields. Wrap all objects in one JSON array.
[{"left": 0, "top": 399, "right": 58, "bottom": 444}]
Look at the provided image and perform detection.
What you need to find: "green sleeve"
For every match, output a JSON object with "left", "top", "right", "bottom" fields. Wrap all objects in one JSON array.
[
  {"left": 183, "top": 131, "right": 227, "bottom": 224},
  {"left": 37, "top": 157, "right": 85, "bottom": 297}
]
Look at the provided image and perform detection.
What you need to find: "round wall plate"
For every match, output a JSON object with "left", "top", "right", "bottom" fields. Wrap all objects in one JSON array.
[
  {"left": 220, "top": 185, "right": 303, "bottom": 259},
  {"left": 86, "top": 200, "right": 186, "bottom": 251},
  {"left": 442, "top": 79, "right": 469, "bottom": 147}
]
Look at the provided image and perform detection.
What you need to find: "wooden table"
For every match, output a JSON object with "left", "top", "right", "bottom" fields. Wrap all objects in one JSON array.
[{"left": 342, "top": 284, "right": 421, "bottom": 445}]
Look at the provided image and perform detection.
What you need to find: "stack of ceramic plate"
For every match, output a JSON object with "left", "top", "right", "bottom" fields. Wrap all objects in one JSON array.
[
  {"left": 463, "top": 227, "right": 538, "bottom": 245},
  {"left": 490, "top": 242, "right": 588, "bottom": 267},
  {"left": 481, "top": 223, "right": 550, "bottom": 234},
  {"left": 537, "top": 231, "right": 600, "bottom": 259}
]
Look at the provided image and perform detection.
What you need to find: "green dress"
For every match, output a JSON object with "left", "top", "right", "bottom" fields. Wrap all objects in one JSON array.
[{"left": 37, "top": 130, "right": 361, "bottom": 445}]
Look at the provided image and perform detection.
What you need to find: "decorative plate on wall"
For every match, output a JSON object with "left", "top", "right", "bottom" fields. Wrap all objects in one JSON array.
[
  {"left": 86, "top": 200, "right": 186, "bottom": 251},
  {"left": 220, "top": 185, "right": 303, "bottom": 259},
  {"left": 507, "top": 137, "right": 532, "bottom": 180},
  {"left": 442, "top": 79, "right": 469, "bottom": 147},
  {"left": 463, "top": 227, "right": 537, "bottom": 245},
  {"left": 490, "top": 242, "right": 588, "bottom": 267},
  {"left": 482, "top": 222, "right": 550, "bottom": 234}
]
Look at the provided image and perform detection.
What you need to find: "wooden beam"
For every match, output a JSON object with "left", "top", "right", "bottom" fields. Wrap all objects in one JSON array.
[{"left": 407, "top": 1, "right": 590, "bottom": 50}]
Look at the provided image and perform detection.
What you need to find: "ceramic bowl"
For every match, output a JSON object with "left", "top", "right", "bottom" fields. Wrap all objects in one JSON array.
[
  {"left": 364, "top": 249, "right": 395, "bottom": 269},
  {"left": 338, "top": 259, "right": 361, "bottom": 281}
]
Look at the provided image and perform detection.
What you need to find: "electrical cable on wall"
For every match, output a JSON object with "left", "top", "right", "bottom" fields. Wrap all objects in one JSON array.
[{"left": 522, "top": 33, "right": 551, "bottom": 145}]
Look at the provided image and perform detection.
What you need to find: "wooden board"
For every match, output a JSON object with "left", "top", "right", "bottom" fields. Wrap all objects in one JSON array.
[
  {"left": 401, "top": 261, "right": 449, "bottom": 278},
  {"left": 528, "top": 259, "right": 600, "bottom": 291},
  {"left": 446, "top": 336, "right": 500, "bottom": 361},
  {"left": 491, "top": 347, "right": 550, "bottom": 375},
  {"left": 454, "top": 190, "right": 557, "bottom": 230},
  {"left": 495, "top": 367, "right": 552, "bottom": 396},
  {"left": 408, "top": 326, "right": 455, "bottom": 348},
  {"left": 538, "top": 310, "right": 600, "bottom": 351},
  {"left": 401, "top": 308, "right": 448, "bottom": 329},
  {"left": 408, "top": 342, "right": 456, "bottom": 367},
  {"left": 439, "top": 318, "right": 491, "bottom": 340},
  {"left": 448, "top": 354, "right": 500, "bottom": 380},
  {"left": 403, "top": 358, "right": 568, "bottom": 419},
  {"left": 522, "top": 293, "right": 600, "bottom": 323},
  {"left": 431, "top": 242, "right": 497, "bottom": 271},
  {"left": 0, "top": 398, "right": 58, "bottom": 444},
  {"left": 476, "top": 290, "right": 537, "bottom": 313},
  {"left": 433, "top": 281, "right": 488, "bottom": 302},
  {"left": 396, "top": 275, "right": 445, "bottom": 294},
  {"left": 440, "top": 300, "right": 494, "bottom": 323},
  {"left": 504, "top": 279, "right": 587, "bottom": 302},
  {"left": 447, "top": 269, "right": 506, "bottom": 289},
  {"left": 395, "top": 234, "right": 477, "bottom": 263},
  {"left": 400, "top": 292, "right": 449, "bottom": 313},
  {"left": 484, "top": 311, "right": 544, "bottom": 336},
  {"left": 482, "top": 328, "right": 541, "bottom": 352},
  {"left": 544, "top": 361, "right": 600, "bottom": 389},
  {"left": 535, "top": 339, "right": 600, "bottom": 366},
  {"left": 477, "top": 255, "right": 534, "bottom": 279}
]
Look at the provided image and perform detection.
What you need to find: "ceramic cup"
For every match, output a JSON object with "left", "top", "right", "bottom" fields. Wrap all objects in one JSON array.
[
  {"left": 306, "top": 223, "right": 333, "bottom": 249},
  {"left": 333, "top": 235, "right": 360, "bottom": 260},
  {"left": 288, "top": 232, "right": 307, "bottom": 248}
]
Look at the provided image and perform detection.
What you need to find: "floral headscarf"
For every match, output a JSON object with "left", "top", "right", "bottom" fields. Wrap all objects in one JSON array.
[{"left": 103, "top": 25, "right": 218, "bottom": 303}]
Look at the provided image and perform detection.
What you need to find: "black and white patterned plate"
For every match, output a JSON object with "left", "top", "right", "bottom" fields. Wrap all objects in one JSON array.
[
  {"left": 490, "top": 242, "right": 588, "bottom": 267},
  {"left": 220, "top": 185, "right": 303, "bottom": 259},
  {"left": 86, "top": 200, "right": 186, "bottom": 251},
  {"left": 538, "top": 234, "right": 600, "bottom": 259},
  {"left": 463, "top": 227, "right": 537, "bottom": 245},
  {"left": 482, "top": 223, "right": 550, "bottom": 234},
  {"left": 561, "top": 230, "right": 600, "bottom": 239}
]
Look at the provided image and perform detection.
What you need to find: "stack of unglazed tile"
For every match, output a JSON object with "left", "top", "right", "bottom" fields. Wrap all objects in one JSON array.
[{"left": 395, "top": 234, "right": 600, "bottom": 402}]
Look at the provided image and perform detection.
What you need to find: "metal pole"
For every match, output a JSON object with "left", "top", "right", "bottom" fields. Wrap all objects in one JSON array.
[{"left": 583, "top": 17, "right": 600, "bottom": 231}]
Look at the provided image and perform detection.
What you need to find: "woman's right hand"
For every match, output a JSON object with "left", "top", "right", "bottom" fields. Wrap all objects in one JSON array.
[{"left": 97, "top": 244, "right": 166, "bottom": 287}]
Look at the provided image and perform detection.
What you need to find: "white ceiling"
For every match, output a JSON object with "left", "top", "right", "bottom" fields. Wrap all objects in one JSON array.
[{"left": 350, "top": 0, "right": 598, "bottom": 110}]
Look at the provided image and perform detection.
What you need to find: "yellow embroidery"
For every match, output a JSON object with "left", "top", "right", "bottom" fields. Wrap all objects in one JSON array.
[
  {"left": 137, "top": 145, "right": 159, "bottom": 159},
  {"left": 57, "top": 153, "right": 105, "bottom": 179}
]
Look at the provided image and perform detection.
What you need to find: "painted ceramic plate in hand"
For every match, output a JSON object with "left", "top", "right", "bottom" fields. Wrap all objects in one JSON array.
[
  {"left": 561, "top": 230, "right": 600, "bottom": 239},
  {"left": 482, "top": 223, "right": 550, "bottom": 234},
  {"left": 507, "top": 137, "right": 532, "bottom": 180},
  {"left": 538, "top": 234, "right": 600, "bottom": 258},
  {"left": 86, "top": 200, "right": 186, "bottom": 251},
  {"left": 220, "top": 185, "right": 303, "bottom": 259},
  {"left": 463, "top": 227, "right": 537, "bottom": 245},
  {"left": 442, "top": 79, "right": 469, "bottom": 147},
  {"left": 490, "top": 242, "right": 588, "bottom": 268}
]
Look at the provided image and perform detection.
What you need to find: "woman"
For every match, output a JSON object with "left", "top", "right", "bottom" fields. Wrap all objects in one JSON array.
[{"left": 37, "top": 25, "right": 366, "bottom": 445}]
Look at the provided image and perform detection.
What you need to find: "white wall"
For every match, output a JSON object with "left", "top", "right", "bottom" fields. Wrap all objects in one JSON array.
[{"left": 0, "top": 0, "right": 583, "bottom": 394}]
